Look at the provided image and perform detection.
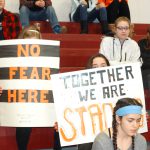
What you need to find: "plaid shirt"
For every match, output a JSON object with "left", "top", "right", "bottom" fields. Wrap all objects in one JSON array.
[{"left": 2, "top": 9, "right": 22, "bottom": 40}]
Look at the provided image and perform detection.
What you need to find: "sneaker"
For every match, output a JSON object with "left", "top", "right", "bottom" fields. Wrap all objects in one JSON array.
[
  {"left": 53, "top": 25, "right": 61, "bottom": 34},
  {"left": 53, "top": 25, "right": 67, "bottom": 34},
  {"left": 60, "top": 26, "right": 67, "bottom": 34}
]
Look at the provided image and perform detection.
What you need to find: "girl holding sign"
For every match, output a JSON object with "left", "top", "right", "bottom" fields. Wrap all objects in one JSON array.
[
  {"left": 92, "top": 98, "right": 147, "bottom": 150},
  {"left": 16, "top": 24, "right": 42, "bottom": 150},
  {"left": 54, "top": 53, "right": 110, "bottom": 150}
]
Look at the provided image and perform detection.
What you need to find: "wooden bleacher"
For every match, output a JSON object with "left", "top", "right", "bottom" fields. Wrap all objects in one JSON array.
[{"left": 0, "top": 22, "right": 149, "bottom": 150}]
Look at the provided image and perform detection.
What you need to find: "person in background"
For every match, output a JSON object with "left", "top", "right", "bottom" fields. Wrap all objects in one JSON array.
[
  {"left": 16, "top": 24, "right": 41, "bottom": 150},
  {"left": 54, "top": 53, "right": 110, "bottom": 150},
  {"left": 19, "top": 0, "right": 66, "bottom": 34},
  {"left": 97, "top": 0, "right": 130, "bottom": 24},
  {"left": 70, "top": 0, "right": 112, "bottom": 35},
  {"left": 0, "top": 0, "right": 21, "bottom": 40},
  {"left": 138, "top": 27, "right": 150, "bottom": 91},
  {"left": 100, "top": 16, "right": 141, "bottom": 66},
  {"left": 92, "top": 97, "right": 147, "bottom": 150}
]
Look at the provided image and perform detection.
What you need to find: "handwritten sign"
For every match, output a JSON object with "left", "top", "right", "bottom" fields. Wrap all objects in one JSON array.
[
  {"left": 0, "top": 39, "right": 60, "bottom": 127},
  {"left": 51, "top": 63, "right": 147, "bottom": 146}
]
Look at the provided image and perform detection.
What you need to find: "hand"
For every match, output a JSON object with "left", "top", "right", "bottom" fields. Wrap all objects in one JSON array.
[
  {"left": 80, "top": 0, "right": 88, "bottom": 5},
  {"left": 54, "top": 122, "right": 58, "bottom": 132},
  {"left": 35, "top": 0, "right": 45, "bottom": 7},
  {"left": 0, "top": 87, "right": 2, "bottom": 96},
  {"left": 96, "top": 2, "right": 106, "bottom": 9}
]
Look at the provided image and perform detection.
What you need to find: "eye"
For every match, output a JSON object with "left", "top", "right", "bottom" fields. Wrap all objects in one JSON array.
[
  {"left": 136, "top": 118, "right": 141, "bottom": 123},
  {"left": 127, "top": 119, "right": 133, "bottom": 123}
]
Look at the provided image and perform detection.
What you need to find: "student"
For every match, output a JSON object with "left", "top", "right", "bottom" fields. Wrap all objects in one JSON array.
[
  {"left": 97, "top": 0, "right": 130, "bottom": 23},
  {"left": 0, "top": 0, "right": 21, "bottom": 40},
  {"left": 138, "top": 26, "right": 150, "bottom": 90},
  {"left": 100, "top": 17, "right": 141, "bottom": 66},
  {"left": 19, "top": 0, "right": 66, "bottom": 34},
  {"left": 70, "top": 0, "right": 111, "bottom": 34},
  {"left": 92, "top": 97, "right": 147, "bottom": 150},
  {"left": 54, "top": 53, "right": 110, "bottom": 150},
  {"left": 16, "top": 25, "right": 42, "bottom": 150}
]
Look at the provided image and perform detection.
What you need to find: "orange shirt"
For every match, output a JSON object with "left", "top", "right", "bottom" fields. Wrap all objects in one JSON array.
[
  {"left": 98, "top": 0, "right": 113, "bottom": 7},
  {"left": 98, "top": 0, "right": 128, "bottom": 7},
  {"left": 119, "top": 0, "right": 128, "bottom": 2}
]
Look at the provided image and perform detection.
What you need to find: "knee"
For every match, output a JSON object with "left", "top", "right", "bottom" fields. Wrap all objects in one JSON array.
[
  {"left": 79, "top": 4, "right": 87, "bottom": 11},
  {"left": 19, "top": 5, "right": 29, "bottom": 14},
  {"left": 46, "top": 6, "right": 55, "bottom": 13}
]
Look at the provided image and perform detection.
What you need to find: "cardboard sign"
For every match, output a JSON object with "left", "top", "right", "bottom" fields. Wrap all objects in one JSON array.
[
  {"left": 51, "top": 63, "right": 147, "bottom": 146},
  {"left": 0, "top": 39, "right": 60, "bottom": 127}
]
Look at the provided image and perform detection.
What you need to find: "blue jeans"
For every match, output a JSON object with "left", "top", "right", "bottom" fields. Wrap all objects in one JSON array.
[
  {"left": 73, "top": 5, "right": 108, "bottom": 22},
  {"left": 19, "top": 5, "right": 60, "bottom": 30}
]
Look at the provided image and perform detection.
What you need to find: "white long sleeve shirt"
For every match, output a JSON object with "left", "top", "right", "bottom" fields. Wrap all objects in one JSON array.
[{"left": 99, "top": 36, "right": 141, "bottom": 66}]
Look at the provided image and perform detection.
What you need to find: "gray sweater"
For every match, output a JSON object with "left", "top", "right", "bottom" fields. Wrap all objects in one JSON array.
[{"left": 92, "top": 132, "right": 147, "bottom": 150}]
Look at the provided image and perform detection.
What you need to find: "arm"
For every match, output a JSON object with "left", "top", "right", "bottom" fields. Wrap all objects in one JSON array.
[
  {"left": 20, "top": 0, "right": 35, "bottom": 8},
  {"left": 73, "top": 0, "right": 81, "bottom": 6}
]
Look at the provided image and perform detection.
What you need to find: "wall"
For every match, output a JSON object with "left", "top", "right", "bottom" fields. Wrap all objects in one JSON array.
[{"left": 4, "top": 0, "right": 150, "bottom": 23}]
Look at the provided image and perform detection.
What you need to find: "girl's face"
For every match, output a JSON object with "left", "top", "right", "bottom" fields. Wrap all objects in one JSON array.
[
  {"left": 115, "top": 21, "right": 130, "bottom": 41},
  {"left": 92, "top": 57, "right": 108, "bottom": 68},
  {"left": 117, "top": 114, "right": 142, "bottom": 137}
]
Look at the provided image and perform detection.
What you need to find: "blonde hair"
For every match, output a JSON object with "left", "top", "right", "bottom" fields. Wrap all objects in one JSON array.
[
  {"left": 114, "top": 16, "right": 131, "bottom": 28},
  {"left": 18, "top": 24, "right": 42, "bottom": 39}
]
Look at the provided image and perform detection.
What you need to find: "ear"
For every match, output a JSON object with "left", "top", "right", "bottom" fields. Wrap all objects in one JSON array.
[{"left": 116, "top": 115, "right": 121, "bottom": 124}]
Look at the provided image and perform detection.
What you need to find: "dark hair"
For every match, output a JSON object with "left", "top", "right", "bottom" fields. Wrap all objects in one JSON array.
[
  {"left": 18, "top": 24, "right": 42, "bottom": 39},
  {"left": 144, "top": 26, "right": 150, "bottom": 50},
  {"left": 86, "top": 53, "right": 110, "bottom": 69},
  {"left": 112, "top": 98, "right": 142, "bottom": 150}
]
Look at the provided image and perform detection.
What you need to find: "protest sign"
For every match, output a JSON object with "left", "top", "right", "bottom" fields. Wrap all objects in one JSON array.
[
  {"left": 51, "top": 63, "right": 147, "bottom": 146},
  {"left": 0, "top": 39, "right": 59, "bottom": 127}
]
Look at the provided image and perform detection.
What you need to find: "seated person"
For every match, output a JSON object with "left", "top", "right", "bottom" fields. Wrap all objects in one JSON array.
[
  {"left": 19, "top": 0, "right": 66, "bottom": 34},
  {"left": 100, "top": 17, "right": 141, "bottom": 66},
  {"left": 0, "top": 0, "right": 22, "bottom": 40},
  {"left": 92, "top": 98, "right": 147, "bottom": 150},
  {"left": 138, "top": 27, "right": 150, "bottom": 92},
  {"left": 70, "top": 0, "right": 111, "bottom": 34},
  {"left": 98, "top": 0, "right": 130, "bottom": 23},
  {"left": 53, "top": 54, "right": 110, "bottom": 150}
]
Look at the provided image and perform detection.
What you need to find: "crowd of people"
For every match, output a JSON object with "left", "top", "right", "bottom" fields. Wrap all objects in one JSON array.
[{"left": 0, "top": 0, "right": 150, "bottom": 150}]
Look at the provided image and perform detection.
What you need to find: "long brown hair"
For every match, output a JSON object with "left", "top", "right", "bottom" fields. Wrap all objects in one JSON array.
[
  {"left": 86, "top": 53, "right": 110, "bottom": 69},
  {"left": 112, "top": 98, "right": 142, "bottom": 150}
]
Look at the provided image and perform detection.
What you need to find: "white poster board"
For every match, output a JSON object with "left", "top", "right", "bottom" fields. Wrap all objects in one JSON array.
[
  {"left": 0, "top": 39, "right": 59, "bottom": 127},
  {"left": 51, "top": 63, "right": 147, "bottom": 146}
]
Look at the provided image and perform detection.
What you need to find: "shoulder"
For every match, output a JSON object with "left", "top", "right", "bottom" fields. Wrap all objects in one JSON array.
[
  {"left": 135, "top": 134, "right": 146, "bottom": 142},
  {"left": 134, "top": 134, "right": 147, "bottom": 148},
  {"left": 138, "top": 39, "right": 147, "bottom": 45},
  {"left": 92, "top": 132, "right": 113, "bottom": 150},
  {"left": 126, "top": 37, "right": 138, "bottom": 45},
  {"left": 94, "top": 132, "right": 112, "bottom": 144},
  {"left": 101, "top": 36, "right": 114, "bottom": 44},
  {"left": 3, "top": 9, "right": 17, "bottom": 18}
]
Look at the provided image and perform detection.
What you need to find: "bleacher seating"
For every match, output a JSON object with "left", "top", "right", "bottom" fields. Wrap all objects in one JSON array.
[{"left": 0, "top": 22, "right": 150, "bottom": 150}]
